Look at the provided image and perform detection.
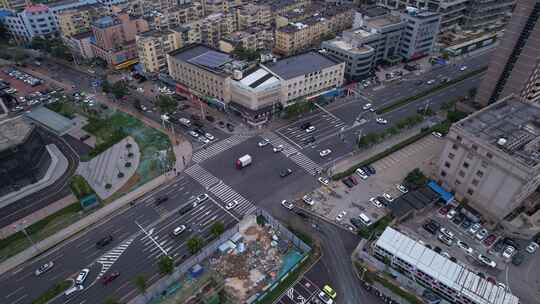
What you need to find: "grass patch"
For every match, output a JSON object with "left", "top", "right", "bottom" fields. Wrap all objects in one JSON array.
[
  {"left": 69, "top": 175, "right": 94, "bottom": 199},
  {"left": 376, "top": 67, "right": 487, "bottom": 115},
  {"left": 32, "top": 280, "right": 71, "bottom": 304},
  {"left": 358, "top": 215, "right": 392, "bottom": 239},
  {"left": 0, "top": 203, "right": 83, "bottom": 263},
  {"left": 332, "top": 128, "right": 432, "bottom": 180},
  {"left": 45, "top": 102, "right": 76, "bottom": 119},
  {"left": 82, "top": 116, "right": 128, "bottom": 158}
]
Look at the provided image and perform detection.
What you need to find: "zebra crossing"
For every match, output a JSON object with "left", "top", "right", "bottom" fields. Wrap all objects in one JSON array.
[
  {"left": 210, "top": 182, "right": 257, "bottom": 216},
  {"left": 96, "top": 238, "right": 134, "bottom": 279},
  {"left": 263, "top": 132, "right": 322, "bottom": 175},
  {"left": 192, "top": 134, "right": 252, "bottom": 163},
  {"left": 184, "top": 164, "right": 220, "bottom": 189}
]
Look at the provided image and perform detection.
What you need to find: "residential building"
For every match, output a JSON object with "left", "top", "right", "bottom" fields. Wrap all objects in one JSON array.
[
  {"left": 476, "top": 0, "right": 540, "bottom": 106},
  {"left": 136, "top": 29, "right": 183, "bottom": 73},
  {"left": 399, "top": 8, "right": 440, "bottom": 60},
  {"left": 262, "top": 51, "right": 345, "bottom": 106},
  {"left": 373, "top": 227, "right": 519, "bottom": 304},
  {"left": 63, "top": 30, "right": 95, "bottom": 60},
  {"left": 355, "top": 10, "right": 405, "bottom": 63},
  {"left": 274, "top": 5, "right": 354, "bottom": 55},
  {"left": 129, "top": 0, "right": 177, "bottom": 17},
  {"left": 180, "top": 12, "right": 236, "bottom": 48},
  {"left": 56, "top": 3, "right": 105, "bottom": 37},
  {"left": 462, "top": 0, "right": 515, "bottom": 31},
  {"left": 437, "top": 95, "right": 540, "bottom": 222},
  {"left": 235, "top": 3, "right": 272, "bottom": 30},
  {"left": 0, "top": 0, "right": 26, "bottom": 11},
  {"left": 97, "top": 0, "right": 127, "bottom": 14},
  {"left": 142, "top": 3, "right": 203, "bottom": 30},
  {"left": 258, "top": 0, "right": 311, "bottom": 17},
  {"left": 90, "top": 13, "right": 149, "bottom": 67},
  {"left": 219, "top": 27, "right": 273, "bottom": 53},
  {"left": 167, "top": 44, "right": 237, "bottom": 107}
]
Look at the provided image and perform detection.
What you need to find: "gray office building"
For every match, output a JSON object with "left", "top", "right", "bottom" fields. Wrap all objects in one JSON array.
[{"left": 399, "top": 8, "right": 440, "bottom": 61}]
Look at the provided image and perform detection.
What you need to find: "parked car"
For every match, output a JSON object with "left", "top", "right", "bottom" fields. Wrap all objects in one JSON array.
[
  {"left": 382, "top": 193, "right": 394, "bottom": 202},
  {"left": 355, "top": 168, "right": 368, "bottom": 180},
  {"left": 35, "top": 261, "right": 54, "bottom": 276},
  {"left": 342, "top": 178, "right": 354, "bottom": 188},
  {"left": 452, "top": 213, "right": 465, "bottom": 225},
  {"left": 273, "top": 145, "right": 284, "bottom": 153},
  {"left": 526, "top": 242, "right": 539, "bottom": 254},
  {"left": 376, "top": 117, "right": 387, "bottom": 124},
  {"left": 439, "top": 205, "right": 452, "bottom": 216},
  {"left": 348, "top": 175, "right": 358, "bottom": 185},
  {"left": 154, "top": 196, "right": 168, "bottom": 205},
  {"left": 281, "top": 200, "right": 293, "bottom": 210},
  {"left": 335, "top": 211, "right": 347, "bottom": 222},
  {"left": 460, "top": 218, "right": 472, "bottom": 230},
  {"left": 96, "top": 235, "right": 113, "bottom": 249},
  {"left": 196, "top": 193, "right": 209, "bottom": 203},
  {"left": 306, "top": 126, "right": 316, "bottom": 133},
  {"left": 258, "top": 138, "right": 270, "bottom": 147},
  {"left": 280, "top": 168, "right": 293, "bottom": 177},
  {"left": 369, "top": 197, "right": 384, "bottom": 208},
  {"left": 318, "top": 177, "right": 330, "bottom": 185},
  {"left": 362, "top": 103, "right": 372, "bottom": 110},
  {"left": 478, "top": 254, "right": 497, "bottom": 268},
  {"left": 446, "top": 209, "right": 457, "bottom": 219},
  {"left": 476, "top": 229, "right": 489, "bottom": 241},
  {"left": 457, "top": 240, "right": 474, "bottom": 254},
  {"left": 502, "top": 246, "right": 516, "bottom": 259},
  {"left": 319, "top": 149, "right": 332, "bottom": 157},
  {"left": 482, "top": 234, "right": 498, "bottom": 247},
  {"left": 101, "top": 271, "right": 120, "bottom": 285},
  {"left": 512, "top": 252, "right": 525, "bottom": 266},
  {"left": 397, "top": 184, "right": 408, "bottom": 194},
  {"left": 302, "top": 195, "right": 314, "bottom": 206},
  {"left": 432, "top": 131, "right": 443, "bottom": 138},
  {"left": 469, "top": 223, "right": 481, "bottom": 235},
  {"left": 204, "top": 133, "right": 215, "bottom": 141}
]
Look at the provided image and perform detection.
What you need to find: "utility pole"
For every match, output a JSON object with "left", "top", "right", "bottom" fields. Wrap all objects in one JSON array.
[{"left": 135, "top": 221, "right": 169, "bottom": 258}]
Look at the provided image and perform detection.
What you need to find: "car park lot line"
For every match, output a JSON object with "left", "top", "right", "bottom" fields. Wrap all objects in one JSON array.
[{"left": 275, "top": 276, "right": 321, "bottom": 304}]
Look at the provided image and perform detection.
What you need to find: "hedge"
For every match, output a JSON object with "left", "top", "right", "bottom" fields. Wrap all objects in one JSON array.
[
  {"left": 32, "top": 280, "right": 71, "bottom": 304},
  {"left": 376, "top": 67, "right": 488, "bottom": 115}
]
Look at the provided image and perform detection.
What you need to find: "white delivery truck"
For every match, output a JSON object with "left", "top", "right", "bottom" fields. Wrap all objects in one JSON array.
[{"left": 236, "top": 154, "right": 252, "bottom": 169}]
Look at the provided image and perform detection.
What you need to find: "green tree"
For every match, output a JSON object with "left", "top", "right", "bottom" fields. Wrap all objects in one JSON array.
[
  {"left": 133, "top": 274, "right": 147, "bottom": 294},
  {"left": 447, "top": 110, "right": 467, "bottom": 123},
  {"left": 101, "top": 80, "right": 112, "bottom": 93},
  {"left": 157, "top": 256, "right": 174, "bottom": 275},
  {"left": 320, "top": 32, "right": 336, "bottom": 41},
  {"left": 156, "top": 95, "right": 177, "bottom": 114},
  {"left": 110, "top": 82, "right": 128, "bottom": 99},
  {"left": 105, "top": 298, "right": 121, "bottom": 304},
  {"left": 12, "top": 50, "right": 25, "bottom": 64},
  {"left": 30, "top": 37, "right": 48, "bottom": 50},
  {"left": 209, "top": 222, "right": 225, "bottom": 238},
  {"left": 404, "top": 168, "right": 428, "bottom": 190},
  {"left": 468, "top": 88, "right": 477, "bottom": 99},
  {"left": 187, "top": 237, "right": 204, "bottom": 254},
  {"left": 233, "top": 45, "right": 260, "bottom": 61}
]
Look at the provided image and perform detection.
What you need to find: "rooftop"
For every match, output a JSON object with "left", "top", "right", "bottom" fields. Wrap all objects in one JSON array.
[
  {"left": 263, "top": 51, "right": 339, "bottom": 80},
  {"left": 365, "top": 15, "right": 403, "bottom": 29},
  {"left": 376, "top": 227, "right": 520, "bottom": 304},
  {"left": 358, "top": 6, "right": 390, "bottom": 18},
  {"left": 138, "top": 29, "right": 173, "bottom": 38},
  {"left": 456, "top": 96, "right": 540, "bottom": 167},
  {"left": 238, "top": 68, "right": 279, "bottom": 89},
  {"left": 169, "top": 44, "right": 234, "bottom": 75},
  {"left": 325, "top": 38, "right": 373, "bottom": 54},
  {"left": 0, "top": 117, "right": 34, "bottom": 152}
]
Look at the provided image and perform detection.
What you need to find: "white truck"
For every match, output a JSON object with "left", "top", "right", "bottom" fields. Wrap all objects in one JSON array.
[{"left": 236, "top": 154, "right": 252, "bottom": 169}]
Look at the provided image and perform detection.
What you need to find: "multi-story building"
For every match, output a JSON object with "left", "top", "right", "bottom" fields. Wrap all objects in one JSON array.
[
  {"left": 180, "top": 12, "right": 235, "bottom": 48},
  {"left": 90, "top": 13, "right": 149, "bottom": 67},
  {"left": 129, "top": 0, "right": 176, "bottom": 17},
  {"left": 259, "top": 0, "right": 311, "bottom": 17},
  {"left": 436, "top": 95, "right": 540, "bottom": 222},
  {"left": 399, "top": 8, "right": 440, "bottom": 60},
  {"left": 374, "top": 227, "right": 519, "bottom": 304},
  {"left": 462, "top": 0, "right": 515, "bottom": 31},
  {"left": 235, "top": 3, "right": 272, "bottom": 30},
  {"left": 136, "top": 29, "right": 183, "bottom": 73},
  {"left": 57, "top": 3, "right": 106, "bottom": 37},
  {"left": 63, "top": 31, "right": 95, "bottom": 60},
  {"left": 219, "top": 27, "right": 273, "bottom": 53},
  {"left": 476, "top": 0, "right": 540, "bottom": 107},
  {"left": 274, "top": 5, "right": 354, "bottom": 55},
  {"left": 0, "top": 0, "right": 26, "bottom": 11},
  {"left": 143, "top": 3, "right": 203, "bottom": 30}
]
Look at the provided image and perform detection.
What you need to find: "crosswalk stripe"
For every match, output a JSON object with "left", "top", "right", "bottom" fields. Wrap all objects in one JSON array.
[
  {"left": 192, "top": 135, "right": 252, "bottom": 163},
  {"left": 184, "top": 164, "right": 220, "bottom": 189},
  {"left": 262, "top": 132, "right": 322, "bottom": 175},
  {"left": 97, "top": 238, "right": 134, "bottom": 279}
]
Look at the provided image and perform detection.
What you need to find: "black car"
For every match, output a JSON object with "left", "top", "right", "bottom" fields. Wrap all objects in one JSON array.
[
  {"left": 154, "top": 196, "right": 168, "bottom": 205},
  {"left": 434, "top": 246, "right": 442, "bottom": 253},
  {"left": 452, "top": 213, "right": 465, "bottom": 225},
  {"left": 304, "top": 136, "right": 316, "bottom": 144},
  {"left": 512, "top": 252, "right": 525, "bottom": 266},
  {"left": 96, "top": 235, "right": 113, "bottom": 249},
  {"left": 300, "top": 122, "right": 312, "bottom": 130},
  {"left": 461, "top": 218, "right": 472, "bottom": 230},
  {"left": 226, "top": 123, "right": 234, "bottom": 132},
  {"left": 342, "top": 178, "right": 354, "bottom": 188},
  {"left": 502, "top": 237, "right": 520, "bottom": 249},
  {"left": 350, "top": 218, "right": 364, "bottom": 229},
  {"left": 193, "top": 121, "right": 204, "bottom": 128},
  {"left": 280, "top": 168, "right": 293, "bottom": 177},
  {"left": 491, "top": 240, "right": 506, "bottom": 253},
  {"left": 377, "top": 196, "right": 390, "bottom": 207},
  {"left": 423, "top": 222, "right": 438, "bottom": 234}
]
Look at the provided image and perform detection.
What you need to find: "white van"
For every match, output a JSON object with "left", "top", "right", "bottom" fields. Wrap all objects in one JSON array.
[{"left": 359, "top": 213, "right": 372, "bottom": 226}]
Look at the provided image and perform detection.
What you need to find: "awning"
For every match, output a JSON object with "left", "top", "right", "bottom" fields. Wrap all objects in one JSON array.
[{"left": 427, "top": 180, "right": 454, "bottom": 203}]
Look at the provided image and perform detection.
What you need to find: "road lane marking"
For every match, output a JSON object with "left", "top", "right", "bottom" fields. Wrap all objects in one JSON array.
[{"left": 5, "top": 286, "right": 24, "bottom": 298}]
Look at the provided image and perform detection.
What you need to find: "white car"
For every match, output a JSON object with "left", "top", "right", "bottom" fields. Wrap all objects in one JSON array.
[
  {"left": 281, "top": 200, "right": 293, "bottom": 210},
  {"left": 460, "top": 66, "right": 468, "bottom": 71},
  {"left": 204, "top": 133, "right": 215, "bottom": 141},
  {"left": 432, "top": 132, "right": 443, "bottom": 138},
  {"left": 526, "top": 242, "right": 539, "bottom": 254},
  {"left": 318, "top": 177, "right": 330, "bottom": 185},
  {"left": 196, "top": 193, "right": 209, "bottom": 203},
  {"left": 319, "top": 149, "right": 332, "bottom": 157},
  {"left": 478, "top": 254, "right": 496, "bottom": 268},
  {"left": 382, "top": 193, "right": 394, "bottom": 202},
  {"left": 258, "top": 138, "right": 269, "bottom": 147},
  {"left": 468, "top": 223, "right": 481, "bottom": 235},
  {"left": 318, "top": 292, "right": 334, "bottom": 304},
  {"left": 502, "top": 246, "right": 516, "bottom": 259},
  {"left": 397, "top": 184, "right": 408, "bottom": 193},
  {"left": 441, "top": 252, "right": 450, "bottom": 259},
  {"left": 457, "top": 240, "right": 474, "bottom": 254},
  {"left": 198, "top": 136, "right": 210, "bottom": 144},
  {"left": 355, "top": 168, "right": 368, "bottom": 180},
  {"left": 446, "top": 209, "right": 457, "bottom": 219},
  {"left": 306, "top": 126, "right": 316, "bottom": 133},
  {"left": 439, "top": 227, "right": 455, "bottom": 239},
  {"left": 475, "top": 229, "right": 488, "bottom": 241},
  {"left": 335, "top": 211, "right": 347, "bottom": 222},
  {"left": 75, "top": 268, "right": 90, "bottom": 285},
  {"left": 225, "top": 200, "right": 238, "bottom": 210},
  {"left": 370, "top": 197, "right": 383, "bottom": 208},
  {"left": 376, "top": 117, "right": 387, "bottom": 124},
  {"left": 35, "top": 261, "right": 54, "bottom": 276},
  {"left": 427, "top": 79, "right": 436, "bottom": 85},
  {"left": 303, "top": 195, "right": 314, "bottom": 206},
  {"left": 172, "top": 225, "right": 186, "bottom": 236},
  {"left": 64, "top": 285, "right": 83, "bottom": 296},
  {"left": 362, "top": 103, "right": 372, "bottom": 110},
  {"left": 188, "top": 130, "right": 199, "bottom": 138},
  {"left": 273, "top": 145, "right": 284, "bottom": 153}
]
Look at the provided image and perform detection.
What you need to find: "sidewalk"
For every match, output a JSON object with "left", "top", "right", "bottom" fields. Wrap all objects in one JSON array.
[{"left": 0, "top": 174, "right": 171, "bottom": 276}]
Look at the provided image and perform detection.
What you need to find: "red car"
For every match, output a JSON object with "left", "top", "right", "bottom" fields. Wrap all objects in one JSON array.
[
  {"left": 348, "top": 176, "right": 358, "bottom": 185},
  {"left": 438, "top": 205, "right": 452, "bottom": 216},
  {"left": 101, "top": 271, "right": 120, "bottom": 285},
  {"left": 483, "top": 234, "right": 498, "bottom": 247}
]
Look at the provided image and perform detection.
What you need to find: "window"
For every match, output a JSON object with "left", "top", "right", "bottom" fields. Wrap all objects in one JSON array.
[
  {"left": 486, "top": 153, "right": 493, "bottom": 159},
  {"left": 476, "top": 170, "right": 484, "bottom": 177},
  {"left": 455, "top": 180, "right": 461, "bottom": 185},
  {"left": 441, "top": 170, "right": 447, "bottom": 177},
  {"left": 472, "top": 144, "right": 478, "bottom": 151},
  {"left": 472, "top": 179, "right": 479, "bottom": 186},
  {"left": 467, "top": 188, "right": 474, "bottom": 195},
  {"left": 458, "top": 170, "right": 465, "bottom": 178},
  {"left": 463, "top": 162, "right": 469, "bottom": 169},
  {"left": 452, "top": 144, "right": 458, "bottom": 150},
  {"left": 448, "top": 153, "right": 455, "bottom": 160},
  {"left": 444, "top": 162, "right": 451, "bottom": 168},
  {"left": 456, "top": 136, "right": 462, "bottom": 142}
]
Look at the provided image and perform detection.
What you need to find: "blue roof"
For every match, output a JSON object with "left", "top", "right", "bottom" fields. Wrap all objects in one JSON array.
[
  {"left": 427, "top": 180, "right": 453, "bottom": 203},
  {"left": 94, "top": 16, "right": 114, "bottom": 28},
  {"left": 0, "top": 9, "right": 13, "bottom": 18}
]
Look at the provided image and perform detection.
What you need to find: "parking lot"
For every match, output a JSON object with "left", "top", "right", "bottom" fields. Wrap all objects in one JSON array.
[{"left": 275, "top": 277, "right": 323, "bottom": 304}]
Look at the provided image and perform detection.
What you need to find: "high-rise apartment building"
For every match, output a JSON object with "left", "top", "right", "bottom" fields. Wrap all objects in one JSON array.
[
  {"left": 462, "top": 0, "right": 515, "bottom": 31},
  {"left": 57, "top": 3, "right": 106, "bottom": 37},
  {"left": 136, "top": 29, "right": 184, "bottom": 73},
  {"left": 476, "top": 0, "right": 540, "bottom": 106}
]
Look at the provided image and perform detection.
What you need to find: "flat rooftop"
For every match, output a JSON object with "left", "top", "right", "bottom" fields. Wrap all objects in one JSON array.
[
  {"left": 263, "top": 51, "right": 339, "bottom": 80},
  {"left": 457, "top": 97, "right": 540, "bottom": 167},
  {"left": 326, "top": 39, "right": 372, "bottom": 54},
  {"left": 365, "top": 15, "right": 402, "bottom": 29},
  {"left": 0, "top": 117, "right": 34, "bottom": 152},
  {"left": 169, "top": 44, "right": 234, "bottom": 74}
]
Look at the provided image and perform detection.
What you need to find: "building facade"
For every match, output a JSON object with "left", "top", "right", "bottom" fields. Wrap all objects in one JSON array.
[
  {"left": 476, "top": 0, "right": 540, "bottom": 106},
  {"left": 219, "top": 27, "right": 273, "bottom": 53},
  {"left": 0, "top": 0, "right": 26, "bottom": 11},
  {"left": 462, "top": 0, "right": 515, "bottom": 31},
  {"left": 235, "top": 3, "right": 272, "bottom": 30},
  {"left": 437, "top": 95, "right": 540, "bottom": 222},
  {"left": 399, "top": 8, "right": 440, "bottom": 60},
  {"left": 63, "top": 30, "right": 95, "bottom": 60},
  {"left": 57, "top": 3, "right": 105, "bottom": 37},
  {"left": 136, "top": 29, "right": 183, "bottom": 73}
]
